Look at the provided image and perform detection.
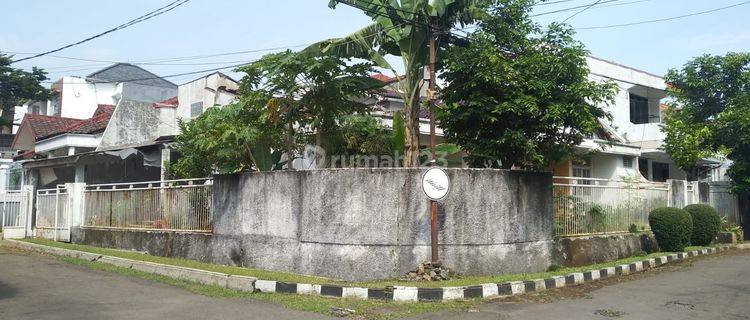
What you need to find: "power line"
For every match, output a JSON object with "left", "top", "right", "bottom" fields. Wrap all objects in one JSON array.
[
  {"left": 535, "top": 0, "right": 622, "bottom": 17},
  {"left": 576, "top": 0, "right": 750, "bottom": 30},
  {"left": 11, "top": 0, "right": 191, "bottom": 64},
  {"left": 40, "top": 23, "right": 407, "bottom": 85},
  {"left": 562, "top": 0, "right": 603, "bottom": 22}
]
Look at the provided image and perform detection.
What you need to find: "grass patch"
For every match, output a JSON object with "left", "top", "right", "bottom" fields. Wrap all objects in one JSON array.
[
  {"left": 57, "top": 255, "right": 476, "bottom": 319},
  {"left": 20, "top": 238, "right": 708, "bottom": 289}
]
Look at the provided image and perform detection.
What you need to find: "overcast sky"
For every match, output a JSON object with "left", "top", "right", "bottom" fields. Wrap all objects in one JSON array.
[{"left": 2, "top": 0, "right": 748, "bottom": 86}]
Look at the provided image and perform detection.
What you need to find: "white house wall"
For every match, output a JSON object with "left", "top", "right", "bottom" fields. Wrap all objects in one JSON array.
[
  {"left": 59, "top": 76, "right": 119, "bottom": 119},
  {"left": 175, "top": 73, "right": 239, "bottom": 135},
  {"left": 587, "top": 57, "right": 667, "bottom": 144},
  {"left": 97, "top": 100, "right": 161, "bottom": 150}
]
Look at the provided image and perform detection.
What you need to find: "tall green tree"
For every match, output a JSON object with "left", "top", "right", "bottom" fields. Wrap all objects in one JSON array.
[
  {"left": 237, "top": 50, "right": 382, "bottom": 166},
  {"left": 0, "top": 54, "right": 50, "bottom": 129},
  {"left": 305, "top": 0, "right": 482, "bottom": 167},
  {"left": 664, "top": 52, "right": 750, "bottom": 193},
  {"left": 169, "top": 100, "right": 286, "bottom": 178},
  {"left": 437, "top": 0, "right": 616, "bottom": 169}
]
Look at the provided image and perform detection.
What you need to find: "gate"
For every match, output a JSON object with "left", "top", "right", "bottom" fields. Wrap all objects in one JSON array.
[
  {"left": 0, "top": 190, "right": 31, "bottom": 239},
  {"left": 35, "top": 186, "right": 71, "bottom": 242}
]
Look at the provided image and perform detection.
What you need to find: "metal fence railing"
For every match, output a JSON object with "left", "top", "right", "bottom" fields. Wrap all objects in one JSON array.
[
  {"left": 553, "top": 177, "right": 669, "bottom": 237},
  {"left": 83, "top": 178, "right": 213, "bottom": 232},
  {"left": 0, "top": 191, "right": 30, "bottom": 229},
  {"left": 35, "top": 187, "right": 69, "bottom": 229}
]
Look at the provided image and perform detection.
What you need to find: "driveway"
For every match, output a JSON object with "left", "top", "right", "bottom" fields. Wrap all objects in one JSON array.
[
  {"left": 0, "top": 245, "right": 331, "bottom": 320},
  {"left": 417, "top": 249, "right": 750, "bottom": 320}
]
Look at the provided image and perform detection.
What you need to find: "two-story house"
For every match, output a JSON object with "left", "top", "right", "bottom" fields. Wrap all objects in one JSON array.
[{"left": 553, "top": 56, "right": 723, "bottom": 183}]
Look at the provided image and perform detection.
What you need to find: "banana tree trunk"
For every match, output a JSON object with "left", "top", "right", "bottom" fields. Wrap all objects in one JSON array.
[{"left": 403, "top": 93, "right": 421, "bottom": 167}]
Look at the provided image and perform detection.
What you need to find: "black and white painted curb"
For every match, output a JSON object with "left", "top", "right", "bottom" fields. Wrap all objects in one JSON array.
[{"left": 2, "top": 240, "right": 732, "bottom": 302}]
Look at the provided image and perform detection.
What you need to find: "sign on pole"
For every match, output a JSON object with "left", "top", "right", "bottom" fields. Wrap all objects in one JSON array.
[{"left": 422, "top": 167, "right": 450, "bottom": 201}]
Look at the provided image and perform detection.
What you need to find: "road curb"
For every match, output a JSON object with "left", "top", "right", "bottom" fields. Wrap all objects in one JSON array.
[{"left": 2, "top": 240, "right": 733, "bottom": 302}]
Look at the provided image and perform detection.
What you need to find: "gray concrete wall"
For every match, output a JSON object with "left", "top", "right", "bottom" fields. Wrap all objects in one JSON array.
[
  {"left": 211, "top": 168, "right": 554, "bottom": 281},
  {"left": 98, "top": 100, "right": 161, "bottom": 150},
  {"left": 72, "top": 227, "right": 212, "bottom": 263},
  {"left": 553, "top": 233, "right": 658, "bottom": 267}
]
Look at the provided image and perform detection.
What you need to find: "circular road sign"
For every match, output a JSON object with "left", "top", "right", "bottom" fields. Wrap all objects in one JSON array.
[{"left": 422, "top": 167, "right": 450, "bottom": 201}]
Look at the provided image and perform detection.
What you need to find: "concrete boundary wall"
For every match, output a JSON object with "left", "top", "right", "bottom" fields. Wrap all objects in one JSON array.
[{"left": 210, "top": 168, "right": 554, "bottom": 281}]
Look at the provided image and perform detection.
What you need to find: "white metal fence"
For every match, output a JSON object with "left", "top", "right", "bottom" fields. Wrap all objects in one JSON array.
[
  {"left": 553, "top": 177, "right": 669, "bottom": 237},
  {"left": 83, "top": 178, "right": 213, "bottom": 232},
  {"left": 35, "top": 186, "right": 71, "bottom": 241},
  {"left": 0, "top": 190, "right": 31, "bottom": 239}
]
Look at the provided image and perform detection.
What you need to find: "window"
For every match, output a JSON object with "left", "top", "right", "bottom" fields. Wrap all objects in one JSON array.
[
  {"left": 190, "top": 102, "right": 204, "bottom": 118},
  {"left": 652, "top": 162, "right": 670, "bottom": 182},
  {"left": 572, "top": 156, "right": 592, "bottom": 185},
  {"left": 638, "top": 158, "right": 649, "bottom": 179},
  {"left": 623, "top": 156, "right": 634, "bottom": 168},
  {"left": 629, "top": 94, "right": 650, "bottom": 124}
]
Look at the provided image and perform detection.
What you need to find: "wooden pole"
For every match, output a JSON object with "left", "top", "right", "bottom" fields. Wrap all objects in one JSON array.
[{"left": 428, "top": 25, "right": 439, "bottom": 263}]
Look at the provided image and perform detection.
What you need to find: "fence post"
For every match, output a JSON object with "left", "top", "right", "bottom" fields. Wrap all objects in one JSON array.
[
  {"left": 53, "top": 189, "right": 59, "bottom": 242},
  {"left": 23, "top": 185, "right": 34, "bottom": 238},
  {"left": 667, "top": 179, "right": 688, "bottom": 208},
  {"left": 65, "top": 183, "right": 87, "bottom": 242}
]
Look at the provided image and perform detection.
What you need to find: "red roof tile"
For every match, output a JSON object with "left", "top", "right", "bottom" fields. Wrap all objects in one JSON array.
[
  {"left": 154, "top": 96, "right": 178, "bottom": 108},
  {"left": 24, "top": 114, "right": 84, "bottom": 141},
  {"left": 371, "top": 73, "right": 403, "bottom": 84}
]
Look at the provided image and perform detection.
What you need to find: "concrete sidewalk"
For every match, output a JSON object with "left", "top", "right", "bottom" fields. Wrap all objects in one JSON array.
[
  {"left": 0, "top": 246, "right": 332, "bottom": 320},
  {"left": 416, "top": 249, "right": 750, "bottom": 320}
]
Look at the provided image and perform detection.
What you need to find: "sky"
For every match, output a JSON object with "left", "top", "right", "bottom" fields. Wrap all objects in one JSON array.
[{"left": 1, "top": 0, "right": 749, "bottom": 86}]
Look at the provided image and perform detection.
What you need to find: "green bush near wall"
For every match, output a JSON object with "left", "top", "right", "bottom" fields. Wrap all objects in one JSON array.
[
  {"left": 684, "top": 204, "right": 722, "bottom": 246},
  {"left": 649, "top": 207, "right": 693, "bottom": 252}
]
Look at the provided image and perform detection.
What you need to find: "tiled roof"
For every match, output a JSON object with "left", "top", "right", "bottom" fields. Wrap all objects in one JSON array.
[
  {"left": 371, "top": 73, "right": 405, "bottom": 84},
  {"left": 61, "top": 104, "right": 116, "bottom": 135},
  {"left": 25, "top": 114, "right": 84, "bottom": 141},
  {"left": 93, "top": 104, "right": 116, "bottom": 117},
  {"left": 154, "top": 96, "right": 178, "bottom": 108}
]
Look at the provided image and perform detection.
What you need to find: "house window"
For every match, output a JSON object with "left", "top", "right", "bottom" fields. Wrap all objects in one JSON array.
[
  {"left": 638, "top": 158, "right": 649, "bottom": 179},
  {"left": 190, "top": 102, "right": 204, "bottom": 118},
  {"left": 572, "top": 158, "right": 592, "bottom": 185},
  {"left": 652, "top": 162, "right": 670, "bottom": 182},
  {"left": 623, "top": 156, "right": 634, "bottom": 168},
  {"left": 629, "top": 94, "right": 650, "bottom": 124}
]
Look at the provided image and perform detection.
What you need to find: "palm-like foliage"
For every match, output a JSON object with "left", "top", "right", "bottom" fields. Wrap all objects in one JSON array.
[{"left": 304, "top": 0, "right": 482, "bottom": 166}]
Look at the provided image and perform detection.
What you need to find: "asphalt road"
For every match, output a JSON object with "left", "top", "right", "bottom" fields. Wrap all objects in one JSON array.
[
  {"left": 419, "top": 250, "right": 750, "bottom": 320},
  {"left": 1, "top": 244, "right": 749, "bottom": 320},
  {"left": 0, "top": 245, "right": 331, "bottom": 320}
]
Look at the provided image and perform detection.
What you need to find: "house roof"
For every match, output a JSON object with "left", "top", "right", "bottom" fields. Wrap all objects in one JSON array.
[
  {"left": 63, "top": 105, "right": 116, "bottom": 135},
  {"left": 153, "top": 96, "right": 178, "bottom": 108},
  {"left": 22, "top": 114, "right": 84, "bottom": 141},
  {"left": 87, "top": 63, "right": 177, "bottom": 88}
]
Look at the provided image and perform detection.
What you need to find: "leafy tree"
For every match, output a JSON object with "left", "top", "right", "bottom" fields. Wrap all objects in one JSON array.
[
  {"left": 236, "top": 50, "right": 382, "bottom": 167},
  {"left": 437, "top": 0, "right": 616, "bottom": 169},
  {"left": 305, "top": 0, "right": 482, "bottom": 167},
  {"left": 169, "top": 101, "right": 285, "bottom": 178},
  {"left": 0, "top": 54, "right": 50, "bottom": 128},
  {"left": 334, "top": 115, "right": 393, "bottom": 162},
  {"left": 664, "top": 53, "right": 750, "bottom": 193}
]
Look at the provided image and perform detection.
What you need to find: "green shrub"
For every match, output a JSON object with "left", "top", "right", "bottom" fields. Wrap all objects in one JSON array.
[
  {"left": 648, "top": 207, "right": 693, "bottom": 252},
  {"left": 683, "top": 204, "right": 722, "bottom": 246},
  {"left": 628, "top": 223, "right": 639, "bottom": 234},
  {"left": 547, "top": 264, "right": 563, "bottom": 272}
]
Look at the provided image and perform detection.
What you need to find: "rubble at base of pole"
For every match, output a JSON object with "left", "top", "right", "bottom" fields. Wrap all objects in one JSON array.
[{"left": 399, "top": 261, "right": 455, "bottom": 282}]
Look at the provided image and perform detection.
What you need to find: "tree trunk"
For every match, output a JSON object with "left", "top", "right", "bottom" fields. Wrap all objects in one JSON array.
[
  {"left": 404, "top": 73, "right": 421, "bottom": 168},
  {"left": 286, "top": 119, "right": 295, "bottom": 171}
]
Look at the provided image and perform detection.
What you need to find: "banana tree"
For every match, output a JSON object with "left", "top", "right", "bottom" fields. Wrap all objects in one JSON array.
[{"left": 304, "top": 0, "right": 481, "bottom": 167}]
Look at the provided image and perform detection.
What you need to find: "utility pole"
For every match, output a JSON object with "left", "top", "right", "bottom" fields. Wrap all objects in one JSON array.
[{"left": 427, "top": 22, "right": 439, "bottom": 263}]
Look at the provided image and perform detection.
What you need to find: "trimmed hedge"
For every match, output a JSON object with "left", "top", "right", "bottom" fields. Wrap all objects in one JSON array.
[
  {"left": 684, "top": 204, "right": 722, "bottom": 246},
  {"left": 649, "top": 207, "right": 693, "bottom": 252}
]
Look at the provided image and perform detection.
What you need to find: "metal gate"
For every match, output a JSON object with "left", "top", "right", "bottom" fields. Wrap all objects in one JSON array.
[
  {"left": 0, "top": 190, "right": 31, "bottom": 239},
  {"left": 35, "top": 186, "right": 71, "bottom": 242}
]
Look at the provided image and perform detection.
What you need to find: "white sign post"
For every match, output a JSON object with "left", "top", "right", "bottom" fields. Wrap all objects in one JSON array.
[{"left": 422, "top": 167, "right": 450, "bottom": 262}]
